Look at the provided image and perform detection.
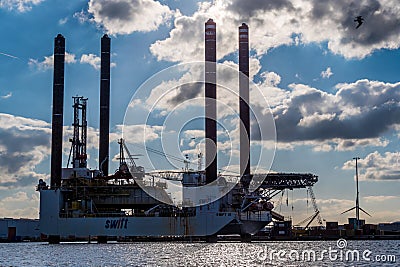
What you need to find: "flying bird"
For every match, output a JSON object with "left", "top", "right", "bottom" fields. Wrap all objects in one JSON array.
[{"left": 354, "top": 16, "right": 364, "bottom": 29}]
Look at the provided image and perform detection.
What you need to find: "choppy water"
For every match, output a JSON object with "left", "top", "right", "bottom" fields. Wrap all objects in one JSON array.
[{"left": 0, "top": 240, "right": 398, "bottom": 266}]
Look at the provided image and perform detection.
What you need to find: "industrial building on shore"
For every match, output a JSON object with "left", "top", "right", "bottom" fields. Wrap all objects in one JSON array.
[
  {"left": 0, "top": 218, "right": 40, "bottom": 242},
  {"left": 263, "top": 219, "right": 400, "bottom": 240}
]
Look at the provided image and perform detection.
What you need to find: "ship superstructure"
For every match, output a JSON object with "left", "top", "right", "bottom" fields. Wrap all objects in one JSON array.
[{"left": 37, "top": 21, "right": 318, "bottom": 244}]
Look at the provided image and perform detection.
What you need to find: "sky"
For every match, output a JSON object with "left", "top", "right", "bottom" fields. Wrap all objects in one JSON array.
[{"left": 0, "top": 0, "right": 399, "bottom": 225}]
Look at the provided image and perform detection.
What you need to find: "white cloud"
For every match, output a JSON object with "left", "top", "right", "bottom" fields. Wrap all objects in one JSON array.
[
  {"left": 270, "top": 137, "right": 389, "bottom": 152},
  {"left": 116, "top": 124, "right": 162, "bottom": 144},
  {"left": 321, "top": 67, "right": 333, "bottom": 79},
  {"left": 150, "top": 0, "right": 400, "bottom": 62},
  {"left": 87, "top": 0, "right": 174, "bottom": 34},
  {"left": 0, "top": 113, "right": 51, "bottom": 189},
  {"left": 0, "top": 113, "right": 49, "bottom": 131},
  {"left": 298, "top": 112, "right": 336, "bottom": 127},
  {"left": 126, "top": 59, "right": 400, "bottom": 152},
  {"left": 80, "top": 54, "right": 100, "bottom": 69},
  {"left": 343, "top": 151, "right": 400, "bottom": 181},
  {"left": 0, "top": 191, "right": 39, "bottom": 218},
  {"left": 138, "top": 63, "right": 205, "bottom": 112},
  {"left": 58, "top": 17, "right": 68, "bottom": 25},
  {"left": 80, "top": 53, "right": 117, "bottom": 70},
  {"left": 0, "top": 0, "right": 43, "bottom": 12},
  {"left": 0, "top": 117, "right": 112, "bottom": 174},
  {"left": 150, "top": 10, "right": 209, "bottom": 62},
  {"left": 261, "top": 79, "right": 400, "bottom": 150},
  {"left": 260, "top": 71, "right": 281, "bottom": 87},
  {"left": 73, "top": 10, "right": 89, "bottom": 24},
  {"left": 363, "top": 195, "right": 400, "bottom": 202},
  {"left": 29, "top": 52, "right": 76, "bottom": 71},
  {"left": 182, "top": 129, "right": 205, "bottom": 141},
  {"left": 150, "top": 1, "right": 244, "bottom": 62}
]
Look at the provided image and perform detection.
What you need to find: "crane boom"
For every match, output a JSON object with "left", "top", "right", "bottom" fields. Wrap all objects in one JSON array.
[
  {"left": 117, "top": 138, "right": 145, "bottom": 179},
  {"left": 121, "top": 139, "right": 137, "bottom": 169},
  {"left": 295, "top": 212, "right": 317, "bottom": 227},
  {"left": 294, "top": 187, "right": 323, "bottom": 229},
  {"left": 308, "top": 186, "right": 323, "bottom": 226}
]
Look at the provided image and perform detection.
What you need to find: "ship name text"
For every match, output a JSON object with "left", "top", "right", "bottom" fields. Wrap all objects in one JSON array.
[{"left": 105, "top": 218, "right": 128, "bottom": 229}]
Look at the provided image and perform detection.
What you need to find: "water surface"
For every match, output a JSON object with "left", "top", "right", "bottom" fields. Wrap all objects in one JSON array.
[{"left": 0, "top": 240, "right": 398, "bottom": 266}]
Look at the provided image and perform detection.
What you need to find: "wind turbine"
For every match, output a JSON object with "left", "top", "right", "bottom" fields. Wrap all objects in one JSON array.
[{"left": 341, "top": 157, "right": 371, "bottom": 230}]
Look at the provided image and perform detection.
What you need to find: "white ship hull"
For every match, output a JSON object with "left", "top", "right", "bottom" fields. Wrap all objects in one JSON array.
[
  {"left": 41, "top": 216, "right": 236, "bottom": 238},
  {"left": 39, "top": 189, "right": 256, "bottom": 238}
]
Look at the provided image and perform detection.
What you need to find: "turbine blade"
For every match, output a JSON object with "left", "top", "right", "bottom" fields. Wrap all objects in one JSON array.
[
  {"left": 341, "top": 206, "right": 356, "bottom": 214},
  {"left": 359, "top": 207, "right": 372, "bottom": 217}
]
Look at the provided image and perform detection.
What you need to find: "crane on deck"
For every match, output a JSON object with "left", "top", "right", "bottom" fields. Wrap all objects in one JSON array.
[{"left": 114, "top": 138, "right": 145, "bottom": 181}]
